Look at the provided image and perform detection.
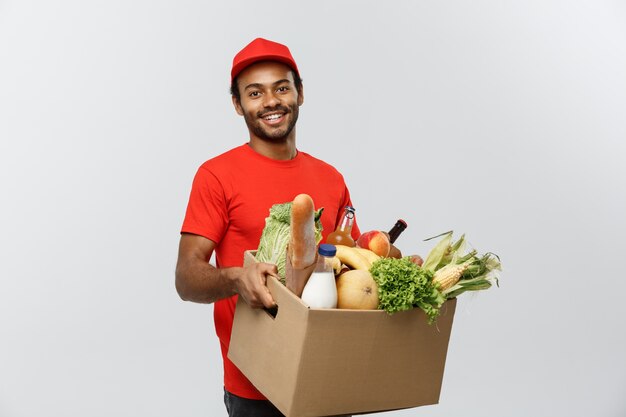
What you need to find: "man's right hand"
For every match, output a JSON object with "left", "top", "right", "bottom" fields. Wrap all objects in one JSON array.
[
  {"left": 175, "top": 233, "right": 277, "bottom": 308},
  {"left": 234, "top": 262, "right": 278, "bottom": 309}
]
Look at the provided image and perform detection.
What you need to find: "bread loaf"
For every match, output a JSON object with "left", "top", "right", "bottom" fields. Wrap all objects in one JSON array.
[{"left": 289, "top": 194, "right": 317, "bottom": 269}]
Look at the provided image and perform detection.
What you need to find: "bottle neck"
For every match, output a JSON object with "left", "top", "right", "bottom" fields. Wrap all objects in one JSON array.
[
  {"left": 339, "top": 209, "right": 355, "bottom": 232},
  {"left": 388, "top": 220, "right": 407, "bottom": 243},
  {"left": 315, "top": 254, "right": 333, "bottom": 273}
]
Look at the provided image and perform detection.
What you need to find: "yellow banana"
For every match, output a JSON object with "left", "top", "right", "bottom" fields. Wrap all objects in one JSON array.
[
  {"left": 335, "top": 245, "right": 371, "bottom": 270},
  {"left": 331, "top": 256, "right": 342, "bottom": 275},
  {"left": 353, "top": 247, "right": 381, "bottom": 264}
]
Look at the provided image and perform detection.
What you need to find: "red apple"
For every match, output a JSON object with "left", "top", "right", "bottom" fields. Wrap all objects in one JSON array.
[
  {"left": 356, "top": 230, "right": 391, "bottom": 257},
  {"left": 408, "top": 254, "right": 424, "bottom": 267}
]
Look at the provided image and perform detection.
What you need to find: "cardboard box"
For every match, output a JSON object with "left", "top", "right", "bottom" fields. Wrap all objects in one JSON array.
[{"left": 228, "top": 250, "right": 456, "bottom": 417}]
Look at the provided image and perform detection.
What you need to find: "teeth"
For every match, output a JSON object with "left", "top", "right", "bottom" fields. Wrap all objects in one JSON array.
[{"left": 264, "top": 114, "right": 282, "bottom": 120}]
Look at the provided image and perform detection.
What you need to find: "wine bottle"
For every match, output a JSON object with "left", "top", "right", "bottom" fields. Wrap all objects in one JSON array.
[{"left": 387, "top": 219, "right": 407, "bottom": 244}]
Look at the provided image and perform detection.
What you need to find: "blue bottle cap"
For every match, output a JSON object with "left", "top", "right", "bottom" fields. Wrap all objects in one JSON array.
[{"left": 318, "top": 243, "right": 337, "bottom": 257}]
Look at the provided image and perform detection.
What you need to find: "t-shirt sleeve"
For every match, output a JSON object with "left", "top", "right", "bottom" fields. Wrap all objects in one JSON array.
[{"left": 181, "top": 166, "right": 229, "bottom": 243}]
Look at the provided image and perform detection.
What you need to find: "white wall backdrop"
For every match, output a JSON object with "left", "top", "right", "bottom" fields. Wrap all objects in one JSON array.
[{"left": 1, "top": 1, "right": 625, "bottom": 416}]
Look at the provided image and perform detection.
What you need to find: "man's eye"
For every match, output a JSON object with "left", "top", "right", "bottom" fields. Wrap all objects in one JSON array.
[
  {"left": 277, "top": 86, "right": 289, "bottom": 92},
  {"left": 249, "top": 91, "right": 260, "bottom": 97}
]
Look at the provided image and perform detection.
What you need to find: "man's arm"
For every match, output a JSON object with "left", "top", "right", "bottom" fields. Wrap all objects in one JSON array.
[{"left": 175, "top": 233, "right": 277, "bottom": 308}]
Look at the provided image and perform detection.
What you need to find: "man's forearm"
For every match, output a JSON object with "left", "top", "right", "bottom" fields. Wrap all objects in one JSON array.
[{"left": 175, "top": 259, "right": 241, "bottom": 304}]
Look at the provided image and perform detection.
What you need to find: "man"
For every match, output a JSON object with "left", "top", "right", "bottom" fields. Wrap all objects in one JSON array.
[{"left": 175, "top": 38, "right": 360, "bottom": 416}]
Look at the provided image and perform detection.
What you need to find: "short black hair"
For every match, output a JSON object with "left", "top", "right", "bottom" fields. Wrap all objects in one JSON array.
[{"left": 230, "top": 69, "right": 303, "bottom": 102}]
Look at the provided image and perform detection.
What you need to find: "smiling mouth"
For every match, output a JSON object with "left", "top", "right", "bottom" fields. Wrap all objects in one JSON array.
[
  {"left": 262, "top": 113, "right": 285, "bottom": 121},
  {"left": 260, "top": 112, "right": 288, "bottom": 126}
]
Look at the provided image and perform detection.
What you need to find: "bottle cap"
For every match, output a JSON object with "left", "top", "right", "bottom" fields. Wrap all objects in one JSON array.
[{"left": 318, "top": 243, "right": 337, "bottom": 257}]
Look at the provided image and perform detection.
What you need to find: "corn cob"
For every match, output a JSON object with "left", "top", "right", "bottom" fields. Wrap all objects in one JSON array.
[{"left": 432, "top": 261, "right": 471, "bottom": 291}]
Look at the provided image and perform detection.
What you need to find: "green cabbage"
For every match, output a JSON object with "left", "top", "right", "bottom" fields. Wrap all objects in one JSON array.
[{"left": 255, "top": 201, "right": 324, "bottom": 280}]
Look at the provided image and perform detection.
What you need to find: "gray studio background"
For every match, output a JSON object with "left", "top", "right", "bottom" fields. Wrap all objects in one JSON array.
[{"left": 1, "top": 1, "right": 625, "bottom": 416}]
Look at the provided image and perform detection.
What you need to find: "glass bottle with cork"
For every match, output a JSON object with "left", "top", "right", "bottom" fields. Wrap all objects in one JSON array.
[
  {"left": 386, "top": 219, "right": 408, "bottom": 259},
  {"left": 387, "top": 219, "right": 407, "bottom": 244},
  {"left": 325, "top": 206, "right": 356, "bottom": 247}
]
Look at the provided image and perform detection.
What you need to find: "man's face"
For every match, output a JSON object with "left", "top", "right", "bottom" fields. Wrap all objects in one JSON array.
[{"left": 232, "top": 61, "right": 304, "bottom": 144}]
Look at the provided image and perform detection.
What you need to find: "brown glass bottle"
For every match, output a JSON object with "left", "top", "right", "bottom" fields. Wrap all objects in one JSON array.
[
  {"left": 387, "top": 219, "right": 407, "bottom": 244},
  {"left": 326, "top": 206, "right": 356, "bottom": 247}
]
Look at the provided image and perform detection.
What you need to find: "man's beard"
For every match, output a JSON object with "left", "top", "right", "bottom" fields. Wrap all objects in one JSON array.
[{"left": 243, "top": 103, "right": 299, "bottom": 143}]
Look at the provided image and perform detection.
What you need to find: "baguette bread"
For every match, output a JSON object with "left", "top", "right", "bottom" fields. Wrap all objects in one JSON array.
[{"left": 289, "top": 194, "right": 317, "bottom": 269}]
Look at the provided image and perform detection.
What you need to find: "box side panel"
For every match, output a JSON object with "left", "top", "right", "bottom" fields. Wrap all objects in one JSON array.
[
  {"left": 234, "top": 251, "right": 458, "bottom": 417},
  {"left": 289, "top": 299, "right": 457, "bottom": 417},
  {"left": 228, "top": 262, "right": 310, "bottom": 416}
]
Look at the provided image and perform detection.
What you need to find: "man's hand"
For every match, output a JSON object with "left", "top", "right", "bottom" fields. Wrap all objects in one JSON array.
[
  {"left": 175, "top": 233, "right": 277, "bottom": 308},
  {"left": 234, "top": 262, "right": 278, "bottom": 309}
]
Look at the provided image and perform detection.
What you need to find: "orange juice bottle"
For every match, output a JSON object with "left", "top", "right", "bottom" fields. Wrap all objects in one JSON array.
[{"left": 326, "top": 206, "right": 356, "bottom": 247}]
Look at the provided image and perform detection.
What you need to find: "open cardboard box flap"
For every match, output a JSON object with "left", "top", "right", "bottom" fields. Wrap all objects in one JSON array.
[{"left": 228, "top": 250, "right": 456, "bottom": 417}]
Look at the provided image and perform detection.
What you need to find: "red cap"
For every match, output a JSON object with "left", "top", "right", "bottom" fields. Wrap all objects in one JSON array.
[{"left": 231, "top": 38, "right": 300, "bottom": 82}]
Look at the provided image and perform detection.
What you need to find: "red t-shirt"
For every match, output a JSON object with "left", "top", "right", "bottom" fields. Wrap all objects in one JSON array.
[{"left": 181, "top": 143, "right": 360, "bottom": 399}]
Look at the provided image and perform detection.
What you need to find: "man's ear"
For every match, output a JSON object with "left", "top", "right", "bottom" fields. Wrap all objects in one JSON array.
[
  {"left": 297, "top": 86, "right": 304, "bottom": 106},
  {"left": 232, "top": 96, "right": 244, "bottom": 116}
]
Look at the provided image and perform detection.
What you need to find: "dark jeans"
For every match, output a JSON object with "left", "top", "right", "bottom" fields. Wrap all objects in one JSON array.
[
  {"left": 223, "top": 389, "right": 352, "bottom": 417},
  {"left": 224, "top": 389, "right": 284, "bottom": 417}
]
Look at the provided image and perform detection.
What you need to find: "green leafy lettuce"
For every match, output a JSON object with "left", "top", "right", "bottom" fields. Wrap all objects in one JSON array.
[
  {"left": 370, "top": 257, "right": 445, "bottom": 323},
  {"left": 255, "top": 201, "right": 324, "bottom": 281}
]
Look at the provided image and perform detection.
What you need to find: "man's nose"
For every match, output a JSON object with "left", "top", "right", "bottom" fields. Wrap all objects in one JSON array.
[{"left": 263, "top": 91, "right": 281, "bottom": 107}]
